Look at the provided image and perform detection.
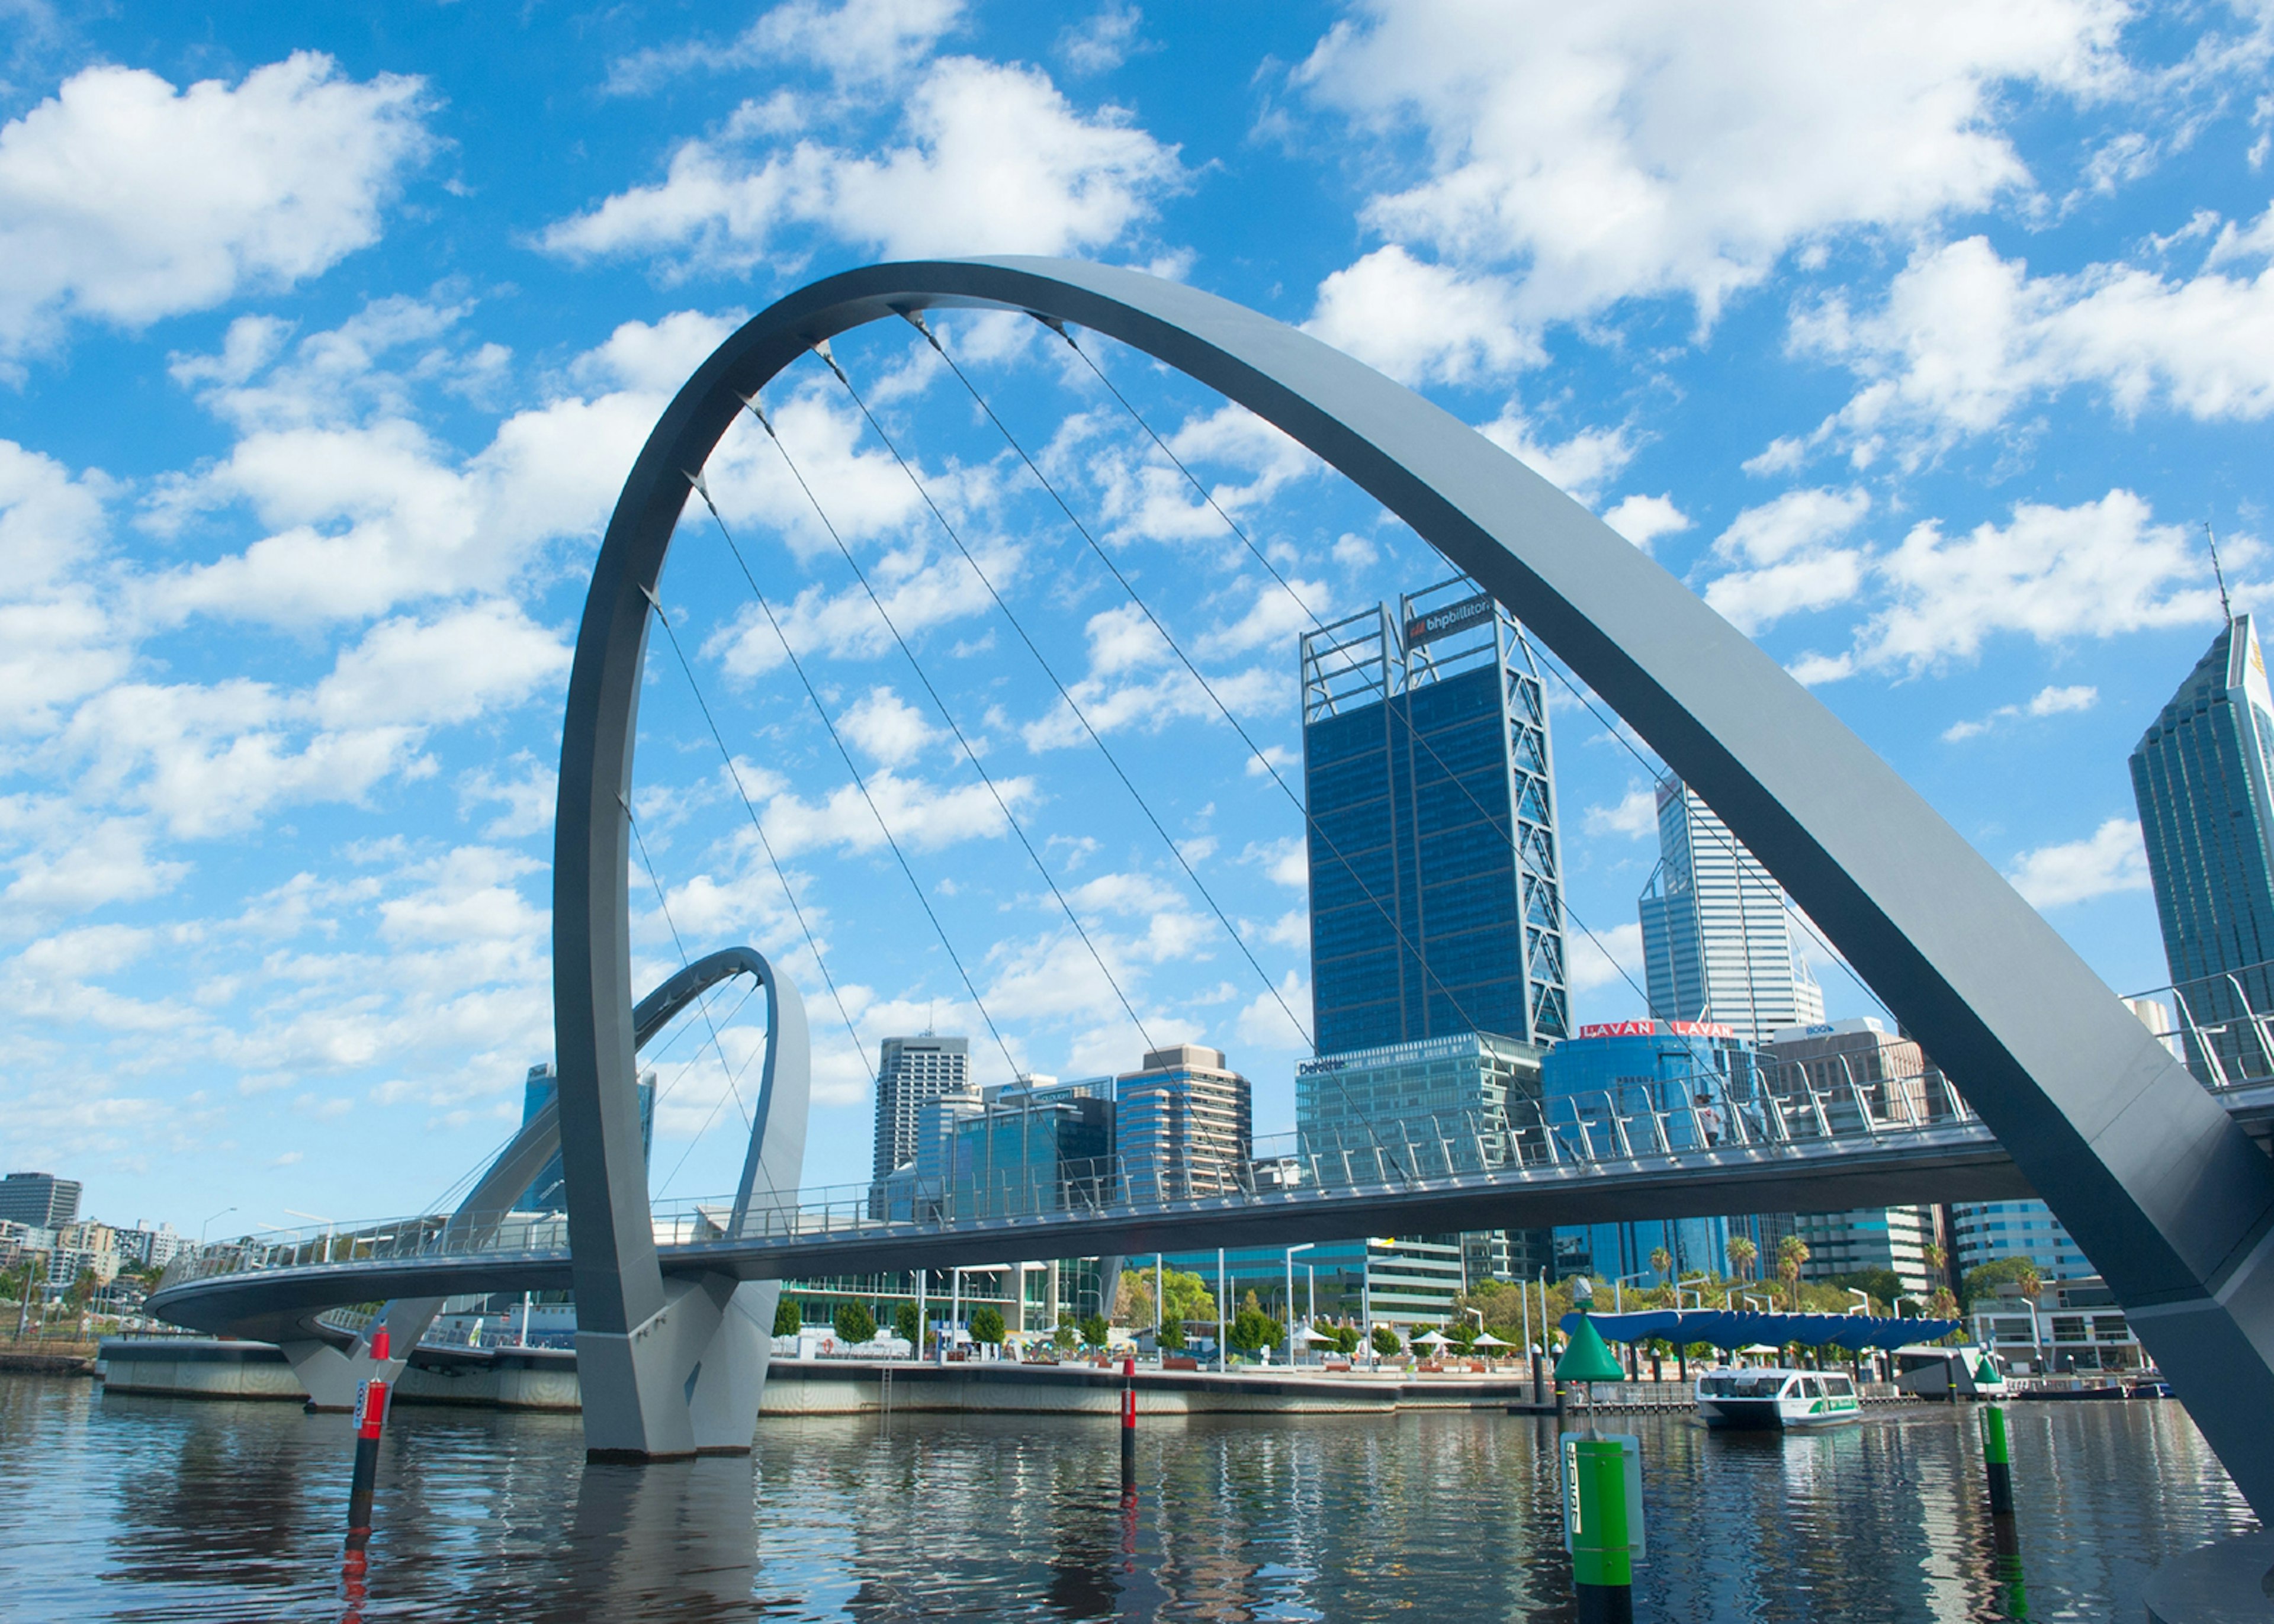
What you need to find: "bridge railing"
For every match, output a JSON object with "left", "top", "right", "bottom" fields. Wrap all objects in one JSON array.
[{"left": 156, "top": 1061, "right": 2000, "bottom": 1295}]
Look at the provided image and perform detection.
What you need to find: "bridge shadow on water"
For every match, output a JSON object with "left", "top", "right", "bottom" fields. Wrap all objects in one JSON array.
[{"left": 0, "top": 1375, "right": 2257, "bottom": 1621}]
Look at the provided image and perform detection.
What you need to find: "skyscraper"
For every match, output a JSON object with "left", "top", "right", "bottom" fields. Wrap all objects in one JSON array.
[
  {"left": 1114, "top": 1044, "right": 1251, "bottom": 1201},
  {"left": 872, "top": 1035, "right": 970, "bottom": 1184},
  {"left": 1301, "top": 577, "right": 1567, "bottom": 1053},
  {"left": 2131, "top": 613, "right": 2274, "bottom": 1080},
  {"left": 1637, "top": 779, "right": 1824, "bottom": 1043},
  {"left": 518, "top": 1063, "right": 654, "bottom": 1212}
]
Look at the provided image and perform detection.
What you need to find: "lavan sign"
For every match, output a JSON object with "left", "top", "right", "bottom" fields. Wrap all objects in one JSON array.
[{"left": 1574, "top": 1020, "right": 1737, "bottom": 1040}]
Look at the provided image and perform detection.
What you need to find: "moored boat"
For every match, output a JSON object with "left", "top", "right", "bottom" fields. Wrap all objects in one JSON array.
[{"left": 1695, "top": 1366, "right": 1863, "bottom": 1429}]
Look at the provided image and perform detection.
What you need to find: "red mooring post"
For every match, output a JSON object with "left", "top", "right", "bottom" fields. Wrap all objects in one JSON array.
[{"left": 344, "top": 1366, "right": 390, "bottom": 1552}]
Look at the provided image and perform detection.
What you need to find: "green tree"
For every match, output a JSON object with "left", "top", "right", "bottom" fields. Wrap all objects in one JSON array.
[
  {"left": 1112, "top": 1269, "right": 1153, "bottom": 1329},
  {"left": 1446, "top": 1317, "right": 1478, "bottom": 1353},
  {"left": 1229, "top": 1291, "right": 1281, "bottom": 1355},
  {"left": 1649, "top": 1245, "right": 1673, "bottom": 1284},
  {"left": 1328, "top": 1322, "right": 1361, "bottom": 1356},
  {"left": 1054, "top": 1321, "right": 1080, "bottom": 1353},
  {"left": 1726, "top": 1235, "right": 1758, "bottom": 1281},
  {"left": 969, "top": 1305, "right": 1007, "bottom": 1346},
  {"left": 1155, "top": 1315, "right": 1187, "bottom": 1352},
  {"left": 893, "top": 1301, "right": 920, "bottom": 1349},
  {"left": 834, "top": 1301, "right": 877, "bottom": 1345},
  {"left": 1777, "top": 1236, "right": 1810, "bottom": 1310},
  {"left": 1828, "top": 1268, "right": 1903, "bottom": 1312},
  {"left": 1370, "top": 1324, "right": 1403, "bottom": 1359},
  {"left": 774, "top": 1296, "right": 803, "bottom": 1338},
  {"left": 1960, "top": 1256, "right": 2041, "bottom": 1314},
  {"left": 1078, "top": 1311, "right": 1111, "bottom": 1349}
]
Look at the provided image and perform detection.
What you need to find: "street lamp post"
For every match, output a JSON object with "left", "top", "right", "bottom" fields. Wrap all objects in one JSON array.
[
  {"left": 1285, "top": 1244, "right": 1316, "bottom": 1366},
  {"left": 199, "top": 1206, "right": 237, "bottom": 1244},
  {"left": 1612, "top": 1270, "right": 1653, "bottom": 1314}
]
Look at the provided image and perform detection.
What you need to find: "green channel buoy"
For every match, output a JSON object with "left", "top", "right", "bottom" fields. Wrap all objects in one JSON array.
[{"left": 1556, "top": 1313, "right": 1626, "bottom": 1384}]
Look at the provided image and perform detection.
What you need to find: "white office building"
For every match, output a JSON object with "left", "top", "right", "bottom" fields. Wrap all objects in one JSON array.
[
  {"left": 1639, "top": 779, "right": 1825, "bottom": 1044},
  {"left": 872, "top": 1035, "right": 971, "bottom": 1184}
]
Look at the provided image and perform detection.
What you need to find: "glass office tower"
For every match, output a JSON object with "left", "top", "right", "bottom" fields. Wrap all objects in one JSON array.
[
  {"left": 1301, "top": 578, "right": 1567, "bottom": 1053},
  {"left": 519, "top": 1062, "right": 655, "bottom": 1213},
  {"left": 2131, "top": 613, "right": 2274, "bottom": 1082}
]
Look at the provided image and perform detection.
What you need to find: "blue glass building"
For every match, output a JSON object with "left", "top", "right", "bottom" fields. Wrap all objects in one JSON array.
[
  {"left": 519, "top": 1063, "right": 654, "bottom": 1213},
  {"left": 1301, "top": 578, "right": 1566, "bottom": 1053},
  {"left": 2131, "top": 613, "right": 2274, "bottom": 1080},
  {"left": 1540, "top": 1024, "right": 1784, "bottom": 1282}
]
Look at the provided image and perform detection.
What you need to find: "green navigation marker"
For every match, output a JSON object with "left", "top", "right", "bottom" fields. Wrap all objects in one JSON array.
[{"left": 1556, "top": 1313, "right": 1626, "bottom": 1384}]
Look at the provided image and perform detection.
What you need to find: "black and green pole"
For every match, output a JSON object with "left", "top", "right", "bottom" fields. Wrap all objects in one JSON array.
[
  {"left": 1981, "top": 1401, "right": 2013, "bottom": 1516},
  {"left": 1558, "top": 1302, "right": 1635, "bottom": 1624}
]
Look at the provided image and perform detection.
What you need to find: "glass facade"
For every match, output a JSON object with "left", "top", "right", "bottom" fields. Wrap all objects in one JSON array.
[
  {"left": 1540, "top": 1026, "right": 1784, "bottom": 1283},
  {"left": 1301, "top": 579, "right": 1566, "bottom": 1054},
  {"left": 2130, "top": 613, "right": 2274, "bottom": 1082},
  {"left": 1114, "top": 1045, "right": 1252, "bottom": 1201},
  {"left": 518, "top": 1063, "right": 653, "bottom": 1213},
  {"left": 1638, "top": 779, "right": 1824, "bottom": 1043},
  {"left": 1952, "top": 1199, "right": 2094, "bottom": 1282}
]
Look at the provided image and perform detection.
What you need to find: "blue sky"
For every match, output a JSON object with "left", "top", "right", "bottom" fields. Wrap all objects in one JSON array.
[{"left": 2, "top": 0, "right": 2269, "bottom": 1234}]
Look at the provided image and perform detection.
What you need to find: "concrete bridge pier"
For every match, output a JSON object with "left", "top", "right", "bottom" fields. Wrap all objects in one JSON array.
[
  {"left": 579, "top": 1275, "right": 784, "bottom": 1456},
  {"left": 282, "top": 1295, "right": 440, "bottom": 1410}
]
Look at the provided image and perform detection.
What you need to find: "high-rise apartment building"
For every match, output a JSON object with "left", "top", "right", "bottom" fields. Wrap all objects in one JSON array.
[
  {"left": 2131, "top": 612, "right": 2274, "bottom": 1080},
  {"left": 0, "top": 1172, "right": 81, "bottom": 1230},
  {"left": 518, "top": 1063, "right": 654, "bottom": 1213},
  {"left": 1115, "top": 1044, "right": 1251, "bottom": 1201},
  {"left": 872, "top": 1035, "right": 971, "bottom": 1183},
  {"left": 1638, "top": 780, "right": 1825, "bottom": 1043},
  {"left": 1301, "top": 578, "right": 1567, "bottom": 1054}
]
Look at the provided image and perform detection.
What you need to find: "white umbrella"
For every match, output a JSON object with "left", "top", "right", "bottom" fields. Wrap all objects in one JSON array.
[
  {"left": 1414, "top": 1329, "right": 1451, "bottom": 1347},
  {"left": 1472, "top": 1332, "right": 1512, "bottom": 1348},
  {"left": 1292, "top": 1325, "right": 1333, "bottom": 1343}
]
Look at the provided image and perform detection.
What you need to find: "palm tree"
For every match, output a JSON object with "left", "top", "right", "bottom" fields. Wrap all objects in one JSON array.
[
  {"left": 1777, "top": 1236, "right": 1810, "bottom": 1311},
  {"left": 1649, "top": 1246, "right": 1673, "bottom": 1287},
  {"left": 1726, "top": 1235, "right": 1757, "bottom": 1282}
]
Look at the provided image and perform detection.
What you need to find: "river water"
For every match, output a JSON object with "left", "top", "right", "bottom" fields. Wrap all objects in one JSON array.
[{"left": 0, "top": 1375, "right": 2254, "bottom": 1621}]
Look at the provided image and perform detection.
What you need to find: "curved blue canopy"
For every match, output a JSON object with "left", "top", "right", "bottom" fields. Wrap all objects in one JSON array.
[{"left": 1558, "top": 1309, "right": 1963, "bottom": 1352}]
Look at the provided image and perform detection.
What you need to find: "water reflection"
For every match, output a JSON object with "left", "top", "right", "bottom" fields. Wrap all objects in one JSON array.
[{"left": 0, "top": 1375, "right": 2254, "bottom": 1621}]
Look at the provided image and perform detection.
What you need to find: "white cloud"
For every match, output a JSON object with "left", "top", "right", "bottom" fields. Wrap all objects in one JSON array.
[
  {"left": 1294, "top": 0, "right": 2124, "bottom": 333},
  {"left": 1601, "top": 493, "right": 1691, "bottom": 552},
  {"left": 1234, "top": 970, "right": 1311, "bottom": 1050},
  {"left": 2006, "top": 816, "right": 2150, "bottom": 908},
  {"left": 1058, "top": 4, "right": 1145, "bottom": 76},
  {"left": 460, "top": 755, "right": 558, "bottom": 840},
  {"left": 1854, "top": 489, "right": 2221, "bottom": 673},
  {"left": 1567, "top": 921, "right": 1645, "bottom": 994},
  {"left": 840, "top": 686, "right": 939, "bottom": 767},
  {"left": 1796, "top": 224, "right": 2274, "bottom": 463},
  {"left": 1944, "top": 683, "right": 2099, "bottom": 742},
  {"left": 4, "top": 819, "right": 190, "bottom": 915},
  {"left": 1477, "top": 409, "right": 1635, "bottom": 506},
  {"left": 312, "top": 601, "right": 569, "bottom": 729},
  {"left": 1701, "top": 487, "right": 1872, "bottom": 633},
  {"left": 1304, "top": 245, "right": 1534, "bottom": 384},
  {"left": 1585, "top": 785, "right": 1658, "bottom": 840},
  {"left": 546, "top": 54, "right": 1182, "bottom": 269},
  {"left": 608, "top": 0, "right": 965, "bottom": 97},
  {"left": 0, "top": 54, "right": 432, "bottom": 356}
]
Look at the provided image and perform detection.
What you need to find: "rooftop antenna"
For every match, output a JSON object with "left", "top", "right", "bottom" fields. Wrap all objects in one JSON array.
[
  {"left": 2208, "top": 521, "right": 2233, "bottom": 621},
  {"left": 925, "top": 998, "right": 935, "bottom": 1038}
]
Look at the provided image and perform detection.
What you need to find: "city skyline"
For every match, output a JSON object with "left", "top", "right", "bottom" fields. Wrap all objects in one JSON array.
[{"left": 3, "top": 2, "right": 2267, "bottom": 1230}]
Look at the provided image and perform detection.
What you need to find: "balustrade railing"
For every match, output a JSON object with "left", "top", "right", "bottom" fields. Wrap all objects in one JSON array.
[{"left": 155, "top": 1060, "right": 2006, "bottom": 1296}]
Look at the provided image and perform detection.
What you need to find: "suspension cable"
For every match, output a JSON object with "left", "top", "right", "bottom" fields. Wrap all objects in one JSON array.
[
  {"left": 879, "top": 322, "right": 1496, "bottom": 1045},
  {"left": 636, "top": 554, "right": 881, "bottom": 1082},
  {"left": 626, "top": 799, "right": 751, "bottom": 1134},
  {"left": 797, "top": 344, "right": 1319, "bottom": 1051},
  {"left": 1045, "top": 317, "right": 1684, "bottom": 1029},
  {"left": 731, "top": 396, "right": 1155, "bottom": 1053},
  {"left": 675, "top": 478, "right": 1024, "bottom": 1080}
]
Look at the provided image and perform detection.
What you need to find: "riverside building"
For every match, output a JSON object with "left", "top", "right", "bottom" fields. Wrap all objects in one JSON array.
[
  {"left": 1637, "top": 779, "right": 1825, "bottom": 1043},
  {"left": 2131, "top": 611, "right": 2274, "bottom": 1083},
  {"left": 0, "top": 1172, "right": 81, "bottom": 1231},
  {"left": 1541, "top": 1022, "right": 1789, "bottom": 1283},
  {"left": 1115, "top": 1045, "right": 1252, "bottom": 1201},
  {"left": 871, "top": 1035, "right": 971, "bottom": 1184},
  {"left": 1300, "top": 577, "right": 1568, "bottom": 1053}
]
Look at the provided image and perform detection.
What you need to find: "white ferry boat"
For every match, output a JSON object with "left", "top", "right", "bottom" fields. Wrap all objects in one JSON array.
[{"left": 1694, "top": 1367, "right": 1864, "bottom": 1430}]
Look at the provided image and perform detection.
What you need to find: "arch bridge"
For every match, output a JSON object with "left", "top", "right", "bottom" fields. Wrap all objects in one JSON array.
[{"left": 156, "top": 258, "right": 2274, "bottom": 1516}]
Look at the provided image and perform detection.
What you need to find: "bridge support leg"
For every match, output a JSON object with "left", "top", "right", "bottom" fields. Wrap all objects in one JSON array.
[
  {"left": 579, "top": 1273, "right": 778, "bottom": 1459},
  {"left": 282, "top": 1297, "right": 442, "bottom": 1411}
]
